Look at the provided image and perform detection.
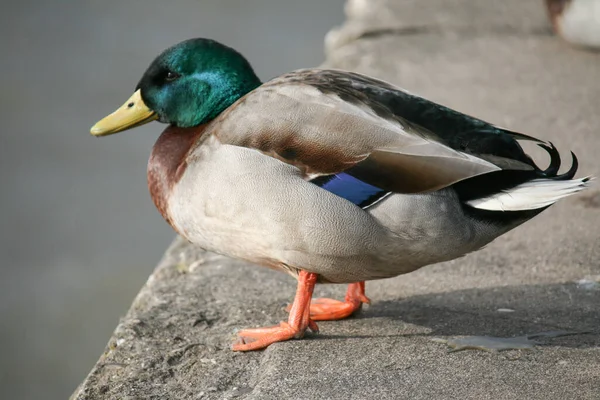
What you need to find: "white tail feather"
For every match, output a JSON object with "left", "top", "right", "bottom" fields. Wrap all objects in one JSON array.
[{"left": 467, "top": 177, "right": 593, "bottom": 211}]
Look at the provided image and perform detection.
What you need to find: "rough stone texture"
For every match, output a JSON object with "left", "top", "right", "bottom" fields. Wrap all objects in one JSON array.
[{"left": 73, "top": 1, "right": 600, "bottom": 399}]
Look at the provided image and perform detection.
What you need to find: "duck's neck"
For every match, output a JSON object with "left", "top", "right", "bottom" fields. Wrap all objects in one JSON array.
[{"left": 147, "top": 124, "right": 208, "bottom": 227}]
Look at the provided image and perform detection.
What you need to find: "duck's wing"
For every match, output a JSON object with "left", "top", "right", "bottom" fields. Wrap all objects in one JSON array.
[{"left": 212, "top": 69, "right": 579, "bottom": 207}]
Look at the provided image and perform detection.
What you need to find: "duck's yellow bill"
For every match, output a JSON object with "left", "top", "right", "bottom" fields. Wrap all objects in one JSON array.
[{"left": 90, "top": 90, "right": 158, "bottom": 136}]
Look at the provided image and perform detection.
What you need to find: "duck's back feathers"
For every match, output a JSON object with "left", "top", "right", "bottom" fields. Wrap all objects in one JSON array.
[
  {"left": 210, "top": 69, "right": 587, "bottom": 211},
  {"left": 213, "top": 69, "right": 526, "bottom": 193},
  {"left": 293, "top": 69, "right": 540, "bottom": 167}
]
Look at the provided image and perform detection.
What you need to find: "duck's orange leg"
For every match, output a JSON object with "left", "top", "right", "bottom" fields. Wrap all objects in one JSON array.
[
  {"left": 233, "top": 270, "right": 319, "bottom": 351},
  {"left": 308, "top": 281, "right": 370, "bottom": 321}
]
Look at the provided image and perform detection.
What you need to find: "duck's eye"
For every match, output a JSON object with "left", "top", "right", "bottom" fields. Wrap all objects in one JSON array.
[{"left": 165, "top": 71, "right": 181, "bottom": 82}]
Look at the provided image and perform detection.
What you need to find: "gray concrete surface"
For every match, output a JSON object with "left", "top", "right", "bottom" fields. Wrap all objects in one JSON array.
[
  {"left": 73, "top": 0, "right": 600, "bottom": 399},
  {"left": 0, "top": 2, "right": 344, "bottom": 399}
]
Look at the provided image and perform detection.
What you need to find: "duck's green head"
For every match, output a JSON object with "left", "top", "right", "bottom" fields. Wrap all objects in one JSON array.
[{"left": 91, "top": 38, "right": 261, "bottom": 136}]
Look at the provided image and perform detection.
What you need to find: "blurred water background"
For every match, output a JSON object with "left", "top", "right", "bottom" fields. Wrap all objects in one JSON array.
[{"left": 0, "top": 1, "right": 344, "bottom": 398}]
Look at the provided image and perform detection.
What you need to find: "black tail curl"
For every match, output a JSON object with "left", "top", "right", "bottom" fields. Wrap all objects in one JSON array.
[
  {"left": 454, "top": 141, "right": 584, "bottom": 203},
  {"left": 537, "top": 142, "right": 578, "bottom": 180}
]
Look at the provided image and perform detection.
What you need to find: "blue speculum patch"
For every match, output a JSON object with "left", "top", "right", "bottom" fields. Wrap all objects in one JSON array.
[{"left": 312, "top": 172, "right": 389, "bottom": 208}]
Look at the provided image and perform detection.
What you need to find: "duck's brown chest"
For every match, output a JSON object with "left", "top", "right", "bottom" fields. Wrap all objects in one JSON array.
[{"left": 147, "top": 125, "right": 207, "bottom": 229}]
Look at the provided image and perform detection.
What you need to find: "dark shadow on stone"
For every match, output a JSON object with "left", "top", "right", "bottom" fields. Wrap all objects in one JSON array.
[{"left": 331, "top": 282, "right": 600, "bottom": 348}]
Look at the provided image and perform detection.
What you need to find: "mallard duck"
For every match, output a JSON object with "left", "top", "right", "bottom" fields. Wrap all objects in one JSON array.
[
  {"left": 545, "top": 0, "right": 600, "bottom": 49},
  {"left": 91, "top": 38, "right": 591, "bottom": 351}
]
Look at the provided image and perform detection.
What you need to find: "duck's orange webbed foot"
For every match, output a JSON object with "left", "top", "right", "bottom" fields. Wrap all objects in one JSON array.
[
  {"left": 233, "top": 271, "right": 319, "bottom": 351},
  {"left": 287, "top": 281, "right": 370, "bottom": 321}
]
